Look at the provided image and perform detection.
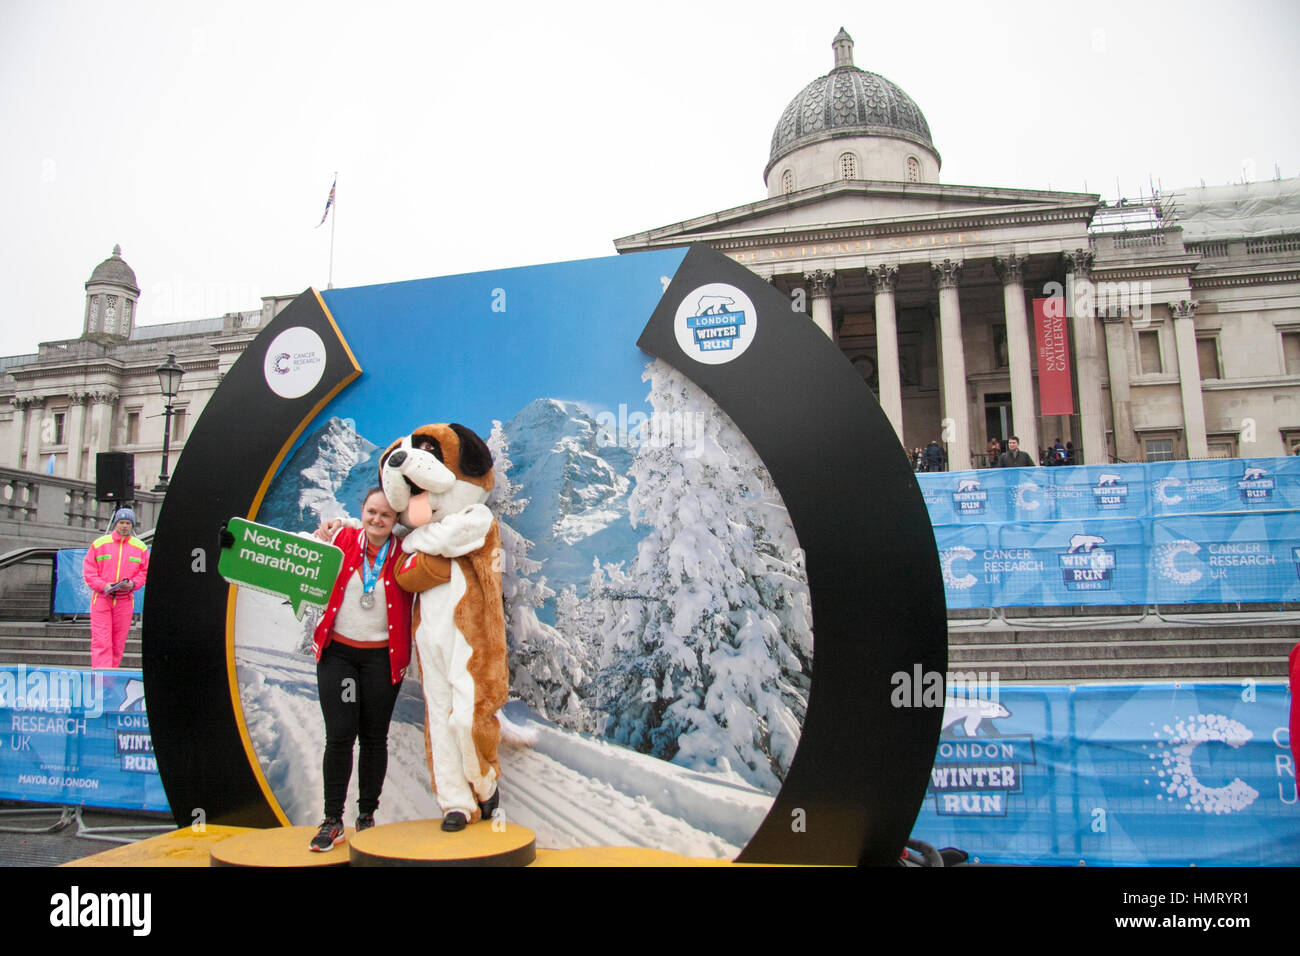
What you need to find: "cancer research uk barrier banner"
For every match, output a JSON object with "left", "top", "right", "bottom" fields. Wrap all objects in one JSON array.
[
  {"left": 922, "top": 457, "right": 1300, "bottom": 607},
  {"left": 936, "top": 512, "right": 1300, "bottom": 608},
  {"left": 0, "top": 666, "right": 168, "bottom": 810},
  {"left": 1146, "top": 457, "right": 1300, "bottom": 514},
  {"left": 917, "top": 457, "right": 1300, "bottom": 525},
  {"left": 938, "top": 519, "right": 1149, "bottom": 609},
  {"left": 55, "top": 549, "right": 145, "bottom": 615},
  {"left": 912, "top": 682, "right": 1298, "bottom": 866},
  {"left": 1149, "top": 513, "right": 1300, "bottom": 605}
]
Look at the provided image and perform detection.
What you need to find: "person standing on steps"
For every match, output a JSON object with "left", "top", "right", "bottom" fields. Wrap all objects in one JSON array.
[{"left": 83, "top": 508, "right": 148, "bottom": 669}]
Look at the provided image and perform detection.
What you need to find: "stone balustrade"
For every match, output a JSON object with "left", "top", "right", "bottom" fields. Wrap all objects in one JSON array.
[{"left": 0, "top": 466, "right": 162, "bottom": 553}]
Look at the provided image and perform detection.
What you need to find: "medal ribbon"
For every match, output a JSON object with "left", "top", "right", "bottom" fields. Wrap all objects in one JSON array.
[{"left": 360, "top": 531, "right": 391, "bottom": 600}]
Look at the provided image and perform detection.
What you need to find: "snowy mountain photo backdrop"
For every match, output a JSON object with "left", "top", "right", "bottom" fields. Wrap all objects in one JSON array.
[{"left": 236, "top": 359, "right": 812, "bottom": 852}]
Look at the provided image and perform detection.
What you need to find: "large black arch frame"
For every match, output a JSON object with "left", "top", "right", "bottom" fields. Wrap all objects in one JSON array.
[{"left": 143, "top": 247, "right": 946, "bottom": 864}]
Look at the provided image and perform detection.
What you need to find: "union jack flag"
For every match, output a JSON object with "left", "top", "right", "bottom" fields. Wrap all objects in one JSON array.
[{"left": 316, "top": 176, "right": 336, "bottom": 227}]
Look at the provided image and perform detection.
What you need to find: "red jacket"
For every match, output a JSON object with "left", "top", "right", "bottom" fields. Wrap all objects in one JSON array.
[
  {"left": 83, "top": 530, "right": 149, "bottom": 609},
  {"left": 312, "top": 528, "right": 413, "bottom": 685}
]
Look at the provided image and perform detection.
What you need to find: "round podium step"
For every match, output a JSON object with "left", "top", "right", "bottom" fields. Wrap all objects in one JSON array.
[
  {"left": 349, "top": 818, "right": 536, "bottom": 867},
  {"left": 209, "top": 825, "right": 353, "bottom": 867}
]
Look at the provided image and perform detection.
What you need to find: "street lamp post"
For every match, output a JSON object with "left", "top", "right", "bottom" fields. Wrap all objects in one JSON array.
[{"left": 154, "top": 353, "right": 185, "bottom": 491}]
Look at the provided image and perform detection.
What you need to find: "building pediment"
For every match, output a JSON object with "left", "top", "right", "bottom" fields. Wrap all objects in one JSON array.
[{"left": 615, "top": 180, "right": 1099, "bottom": 255}]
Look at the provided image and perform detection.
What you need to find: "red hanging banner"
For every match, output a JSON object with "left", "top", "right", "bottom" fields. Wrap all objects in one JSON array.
[{"left": 1033, "top": 296, "right": 1073, "bottom": 415}]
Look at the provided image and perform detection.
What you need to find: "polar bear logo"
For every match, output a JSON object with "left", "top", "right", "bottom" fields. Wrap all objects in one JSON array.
[
  {"left": 956, "top": 479, "right": 981, "bottom": 493},
  {"left": 941, "top": 696, "right": 1011, "bottom": 736},
  {"left": 695, "top": 295, "right": 736, "bottom": 315},
  {"left": 1243, "top": 466, "right": 1267, "bottom": 481},
  {"left": 1097, "top": 473, "right": 1121, "bottom": 486},
  {"left": 1067, "top": 533, "right": 1106, "bottom": 553},
  {"left": 120, "top": 678, "right": 147, "bottom": 712}
]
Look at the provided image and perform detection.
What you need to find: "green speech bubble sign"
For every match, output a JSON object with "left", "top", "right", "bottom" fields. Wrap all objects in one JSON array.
[{"left": 217, "top": 517, "right": 343, "bottom": 619}]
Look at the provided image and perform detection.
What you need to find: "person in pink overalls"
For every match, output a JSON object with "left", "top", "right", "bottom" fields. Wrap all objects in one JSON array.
[{"left": 82, "top": 508, "right": 149, "bottom": 668}]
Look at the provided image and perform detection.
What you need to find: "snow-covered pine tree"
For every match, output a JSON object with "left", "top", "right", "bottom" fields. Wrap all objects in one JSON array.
[
  {"left": 591, "top": 361, "right": 813, "bottom": 792},
  {"left": 487, "top": 421, "right": 591, "bottom": 728}
]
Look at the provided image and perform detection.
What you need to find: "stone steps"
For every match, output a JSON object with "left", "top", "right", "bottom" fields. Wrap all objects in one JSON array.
[
  {"left": 946, "top": 616, "right": 1298, "bottom": 681},
  {"left": 0, "top": 622, "right": 141, "bottom": 669},
  {"left": 969, "top": 658, "right": 1286, "bottom": 682},
  {"left": 0, "top": 581, "right": 52, "bottom": 621},
  {"left": 948, "top": 622, "right": 1300, "bottom": 644}
]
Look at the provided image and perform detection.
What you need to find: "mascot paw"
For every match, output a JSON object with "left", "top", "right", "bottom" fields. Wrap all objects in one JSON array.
[
  {"left": 440, "top": 811, "right": 468, "bottom": 832},
  {"left": 401, "top": 504, "right": 493, "bottom": 557}
]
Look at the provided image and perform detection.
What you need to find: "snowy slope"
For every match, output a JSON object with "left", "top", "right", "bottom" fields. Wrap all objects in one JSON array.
[{"left": 232, "top": 589, "right": 769, "bottom": 856}]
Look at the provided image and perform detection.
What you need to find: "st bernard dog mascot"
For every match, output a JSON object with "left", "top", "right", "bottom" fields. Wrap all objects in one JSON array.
[{"left": 381, "top": 423, "right": 507, "bottom": 831}]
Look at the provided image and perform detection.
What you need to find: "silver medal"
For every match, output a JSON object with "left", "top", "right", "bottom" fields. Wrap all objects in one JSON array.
[{"left": 360, "top": 592, "right": 375, "bottom": 610}]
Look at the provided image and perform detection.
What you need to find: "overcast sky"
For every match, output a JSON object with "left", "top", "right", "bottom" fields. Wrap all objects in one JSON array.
[{"left": 2, "top": 0, "right": 1298, "bottom": 357}]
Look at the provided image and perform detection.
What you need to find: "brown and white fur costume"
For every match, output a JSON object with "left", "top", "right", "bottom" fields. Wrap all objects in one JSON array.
[{"left": 381, "top": 424, "right": 507, "bottom": 825}]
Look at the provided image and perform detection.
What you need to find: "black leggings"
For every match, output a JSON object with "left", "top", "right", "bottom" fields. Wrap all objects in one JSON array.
[{"left": 317, "top": 641, "right": 401, "bottom": 819}]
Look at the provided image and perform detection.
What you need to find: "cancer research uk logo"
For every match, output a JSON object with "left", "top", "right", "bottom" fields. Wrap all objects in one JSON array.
[
  {"left": 1237, "top": 465, "right": 1274, "bottom": 504},
  {"left": 1059, "top": 533, "right": 1115, "bottom": 591},
  {"left": 674, "top": 284, "right": 757, "bottom": 365},
  {"left": 263, "top": 326, "right": 327, "bottom": 399},
  {"left": 951, "top": 477, "right": 987, "bottom": 515},
  {"left": 1142, "top": 714, "right": 1259, "bottom": 814}
]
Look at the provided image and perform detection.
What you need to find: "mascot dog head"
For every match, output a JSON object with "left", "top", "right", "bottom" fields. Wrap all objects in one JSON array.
[{"left": 379, "top": 423, "right": 494, "bottom": 528}]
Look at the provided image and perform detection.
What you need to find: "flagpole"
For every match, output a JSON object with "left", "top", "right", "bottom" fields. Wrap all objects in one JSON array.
[{"left": 328, "top": 170, "right": 337, "bottom": 290}]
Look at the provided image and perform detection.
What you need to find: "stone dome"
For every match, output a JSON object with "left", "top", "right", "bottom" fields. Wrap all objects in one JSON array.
[
  {"left": 86, "top": 244, "right": 139, "bottom": 291},
  {"left": 766, "top": 29, "right": 937, "bottom": 179}
]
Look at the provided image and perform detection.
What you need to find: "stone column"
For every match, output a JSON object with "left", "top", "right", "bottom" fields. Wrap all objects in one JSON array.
[
  {"left": 804, "top": 269, "right": 836, "bottom": 340},
  {"left": 1065, "top": 250, "right": 1105, "bottom": 464},
  {"left": 23, "top": 396, "right": 44, "bottom": 473},
  {"left": 931, "top": 259, "right": 970, "bottom": 471},
  {"left": 993, "top": 255, "right": 1038, "bottom": 455},
  {"left": 66, "top": 393, "right": 89, "bottom": 480},
  {"left": 1170, "top": 299, "right": 1208, "bottom": 459},
  {"left": 1101, "top": 311, "right": 1140, "bottom": 462},
  {"left": 10, "top": 398, "right": 33, "bottom": 470},
  {"left": 868, "top": 264, "right": 903, "bottom": 442},
  {"left": 87, "top": 391, "right": 118, "bottom": 458}
]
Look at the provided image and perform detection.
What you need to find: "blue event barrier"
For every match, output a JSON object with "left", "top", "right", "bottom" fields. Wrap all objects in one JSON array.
[
  {"left": 0, "top": 666, "right": 167, "bottom": 810},
  {"left": 912, "top": 682, "right": 1298, "bottom": 865},
  {"left": 55, "top": 549, "right": 145, "bottom": 615},
  {"left": 921, "top": 457, "right": 1300, "bottom": 607}
]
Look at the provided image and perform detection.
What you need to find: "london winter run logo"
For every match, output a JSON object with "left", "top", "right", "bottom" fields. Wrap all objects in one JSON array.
[
  {"left": 1059, "top": 533, "right": 1114, "bottom": 591},
  {"left": 1237, "top": 465, "right": 1274, "bottom": 504},
  {"left": 1093, "top": 472, "right": 1129, "bottom": 510},
  {"left": 928, "top": 696, "right": 1035, "bottom": 817},
  {"left": 263, "top": 326, "right": 326, "bottom": 399},
  {"left": 674, "top": 283, "right": 757, "bottom": 365},
  {"left": 951, "top": 477, "right": 987, "bottom": 515}
]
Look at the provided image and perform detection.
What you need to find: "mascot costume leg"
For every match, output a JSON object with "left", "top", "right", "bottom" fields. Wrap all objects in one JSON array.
[{"left": 382, "top": 424, "right": 509, "bottom": 832}]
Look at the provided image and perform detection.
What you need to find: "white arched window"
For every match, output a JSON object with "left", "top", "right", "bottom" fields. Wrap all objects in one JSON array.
[
  {"left": 906, "top": 156, "right": 920, "bottom": 183},
  {"left": 839, "top": 152, "right": 857, "bottom": 180},
  {"left": 782, "top": 169, "right": 794, "bottom": 194}
]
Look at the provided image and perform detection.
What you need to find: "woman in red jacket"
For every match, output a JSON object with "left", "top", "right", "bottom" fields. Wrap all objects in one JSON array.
[{"left": 306, "top": 488, "right": 413, "bottom": 852}]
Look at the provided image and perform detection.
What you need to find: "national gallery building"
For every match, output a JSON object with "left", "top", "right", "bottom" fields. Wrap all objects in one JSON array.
[
  {"left": 617, "top": 29, "right": 1300, "bottom": 470},
  {"left": 3, "top": 28, "right": 1299, "bottom": 485}
]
